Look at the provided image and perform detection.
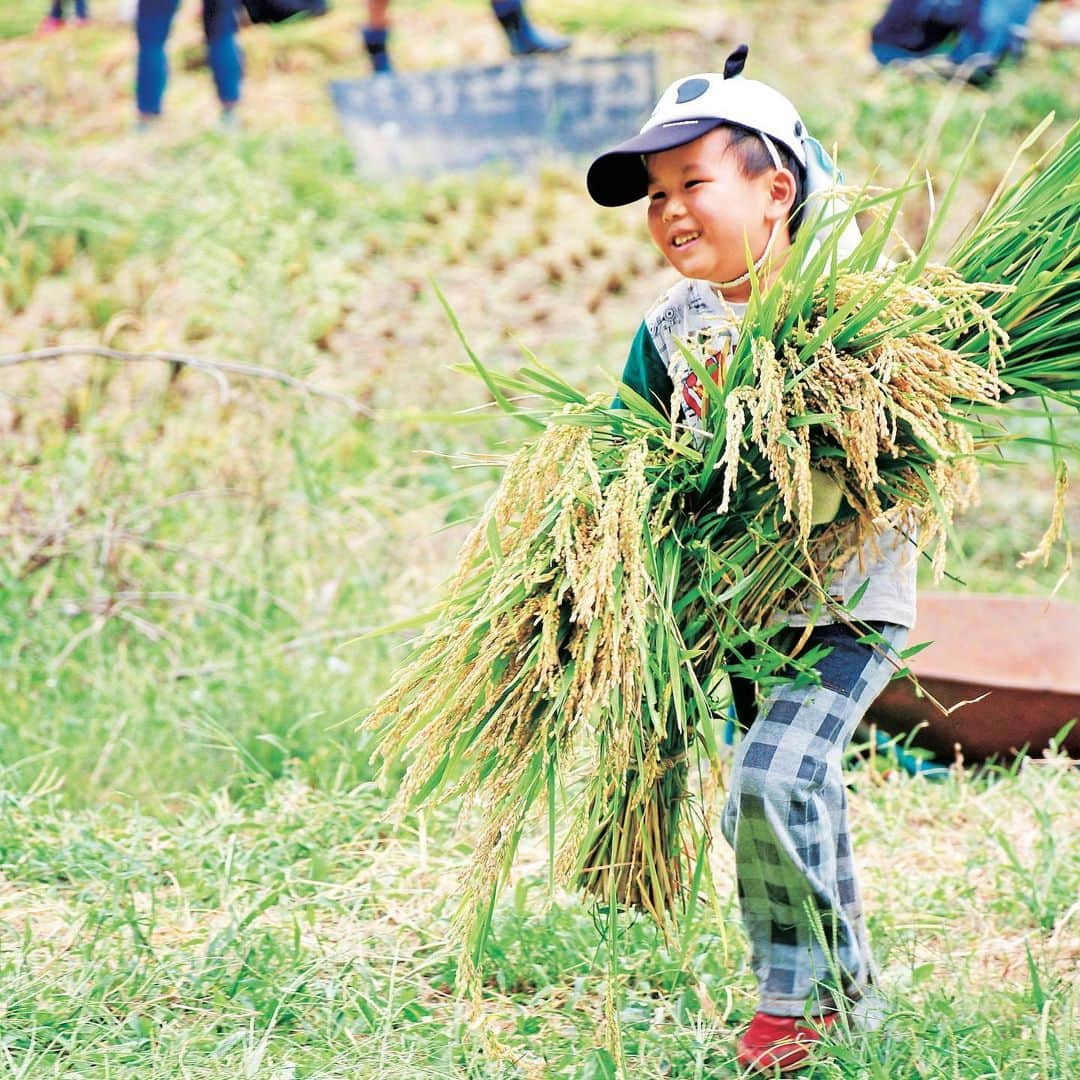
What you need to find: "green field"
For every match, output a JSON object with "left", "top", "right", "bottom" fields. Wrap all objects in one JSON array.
[{"left": 1, "top": 2, "right": 1078, "bottom": 1076}]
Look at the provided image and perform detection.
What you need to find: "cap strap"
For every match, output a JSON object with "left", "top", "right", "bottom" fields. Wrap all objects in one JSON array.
[
  {"left": 758, "top": 132, "right": 783, "bottom": 171},
  {"left": 712, "top": 219, "right": 781, "bottom": 292}
]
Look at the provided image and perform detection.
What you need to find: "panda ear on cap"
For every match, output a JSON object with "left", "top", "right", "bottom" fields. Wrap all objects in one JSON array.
[{"left": 724, "top": 44, "right": 749, "bottom": 79}]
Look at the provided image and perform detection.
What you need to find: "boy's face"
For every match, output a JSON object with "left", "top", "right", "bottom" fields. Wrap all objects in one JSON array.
[{"left": 645, "top": 127, "right": 792, "bottom": 287}]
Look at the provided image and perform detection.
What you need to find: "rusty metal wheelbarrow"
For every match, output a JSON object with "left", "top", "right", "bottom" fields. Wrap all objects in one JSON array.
[{"left": 867, "top": 592, "right": 1080, "bottom": 760}]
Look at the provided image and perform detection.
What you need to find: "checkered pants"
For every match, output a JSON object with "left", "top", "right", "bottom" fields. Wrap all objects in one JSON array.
[{"left": 720, "top": 622, "right": 908, "bottom": 1017}]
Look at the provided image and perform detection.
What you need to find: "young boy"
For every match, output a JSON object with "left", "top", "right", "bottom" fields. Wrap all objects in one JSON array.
[{"left": 587, "top": 46, "right": 917, "bottom": 1074}]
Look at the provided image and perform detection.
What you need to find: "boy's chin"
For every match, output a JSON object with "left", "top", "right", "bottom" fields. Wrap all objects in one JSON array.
[
  {"left": 664, "top": 248, "right": 737, "bottom": 283},
  {"left": 670, "top": 257, "right": 738, "bottom": 284}
]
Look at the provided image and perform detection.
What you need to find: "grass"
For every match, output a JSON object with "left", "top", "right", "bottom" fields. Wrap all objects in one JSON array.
[
  {"left": 0, "top": 1, "right": 43, "bottom": 40},
  {"left": 1, "top": 1, "right": 1078, "bottom": 1075},
  {"left": 0, "top": 758, "right": 1076, "bottom": 1076}
]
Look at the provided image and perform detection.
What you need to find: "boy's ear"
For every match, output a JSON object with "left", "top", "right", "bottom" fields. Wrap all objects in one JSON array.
[{"left": 766, "top": 168, "right": 798, "bottom": 220}]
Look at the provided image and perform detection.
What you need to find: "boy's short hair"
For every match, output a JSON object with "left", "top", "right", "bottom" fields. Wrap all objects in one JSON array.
[{"left": 724, "top": 125, "right": 807, "bottom": 236}]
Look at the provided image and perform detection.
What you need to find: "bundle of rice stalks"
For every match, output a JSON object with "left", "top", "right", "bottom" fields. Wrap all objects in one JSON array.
[
  {"left": 370, "top": 405, "right": 709, "bottom": 944},
  {"left": 365, "top": 121, "right": 1080, "bottom": 961}
]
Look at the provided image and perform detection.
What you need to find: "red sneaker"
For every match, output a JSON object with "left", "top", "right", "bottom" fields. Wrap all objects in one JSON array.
[
  {"left": 736, "top": 1010, "right": 840, "bottom": 1074},
  {"left": 36, "top": 16, "right": 66, "bottom": 36}
]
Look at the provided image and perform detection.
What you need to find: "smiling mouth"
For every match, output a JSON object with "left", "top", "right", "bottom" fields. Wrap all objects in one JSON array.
[{"left": 671, "top": 232, "right": 701, "bottom": 249}]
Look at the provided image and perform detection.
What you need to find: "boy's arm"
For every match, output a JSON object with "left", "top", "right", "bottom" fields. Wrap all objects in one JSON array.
[
  {"left": 613, "top": 322, "right": 841, "bottom": 524},
  {"left": 613, "top": 321, "right": 674, "bottom": 412}
]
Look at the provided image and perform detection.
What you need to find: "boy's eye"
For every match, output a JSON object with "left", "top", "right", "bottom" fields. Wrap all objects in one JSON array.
[
  {"left": 685, "top": 179, "right": 703, "bottom": 189},
  {"left": 648, "top": 191, "right": 666, "bottom": 202}
]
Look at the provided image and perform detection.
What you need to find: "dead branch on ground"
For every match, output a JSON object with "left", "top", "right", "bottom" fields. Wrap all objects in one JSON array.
[{"left": 0, "top": 345, "right": 374, "bottom": 417}]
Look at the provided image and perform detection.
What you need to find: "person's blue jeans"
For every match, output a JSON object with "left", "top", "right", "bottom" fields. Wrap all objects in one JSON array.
[
  {"left": 870, "top": 0, "right": 1038, "bottom": 68},
  {"left": 949, "top": 0, "right": 1038, "bottom": 63},
  {"left": 135, "top": 0, "right": 243, "bottom": 116},
  {"left": 49, "top": 0, "right": 89, "bottom": 17}
]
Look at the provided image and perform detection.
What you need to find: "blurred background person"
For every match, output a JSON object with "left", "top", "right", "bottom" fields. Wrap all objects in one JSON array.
[
  {"left": 135, "top": 0, "right": 243, "bottom": 127},
  {"left": 361, "top": 0, "right": 570, "bottom": 75},
  {"left": 871, "top": 0, "right": 1040, "bottom": 83},
  {"left": 37, "top": 0, "right": 90, "bottom": 35}
]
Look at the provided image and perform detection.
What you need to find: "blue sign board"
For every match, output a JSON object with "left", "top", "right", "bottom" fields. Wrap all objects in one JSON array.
[{"left": 330, "top": 52, "right": 656, "bottom": 179}]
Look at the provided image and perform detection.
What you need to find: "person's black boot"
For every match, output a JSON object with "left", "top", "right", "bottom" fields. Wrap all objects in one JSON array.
[
  {"left": 491, "top": 0, "right": 570, "bottom": 55},
  {"left": 361, "top": 26, "right": 393, "bottom": 74}
]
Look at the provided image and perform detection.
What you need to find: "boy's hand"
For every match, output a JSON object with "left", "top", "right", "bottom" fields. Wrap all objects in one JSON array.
[{"left": 809, "top": 468, "right": 843, "bottom": 525}]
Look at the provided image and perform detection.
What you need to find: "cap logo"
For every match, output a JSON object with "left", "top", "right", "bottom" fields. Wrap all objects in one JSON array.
[{"left": 675, "top": 78, "right": 709, "bottom": 104}]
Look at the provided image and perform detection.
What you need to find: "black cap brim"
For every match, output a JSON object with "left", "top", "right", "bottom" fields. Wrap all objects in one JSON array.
[{"left": 586, "top": 118, "right": 725, "bottom": 207}]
